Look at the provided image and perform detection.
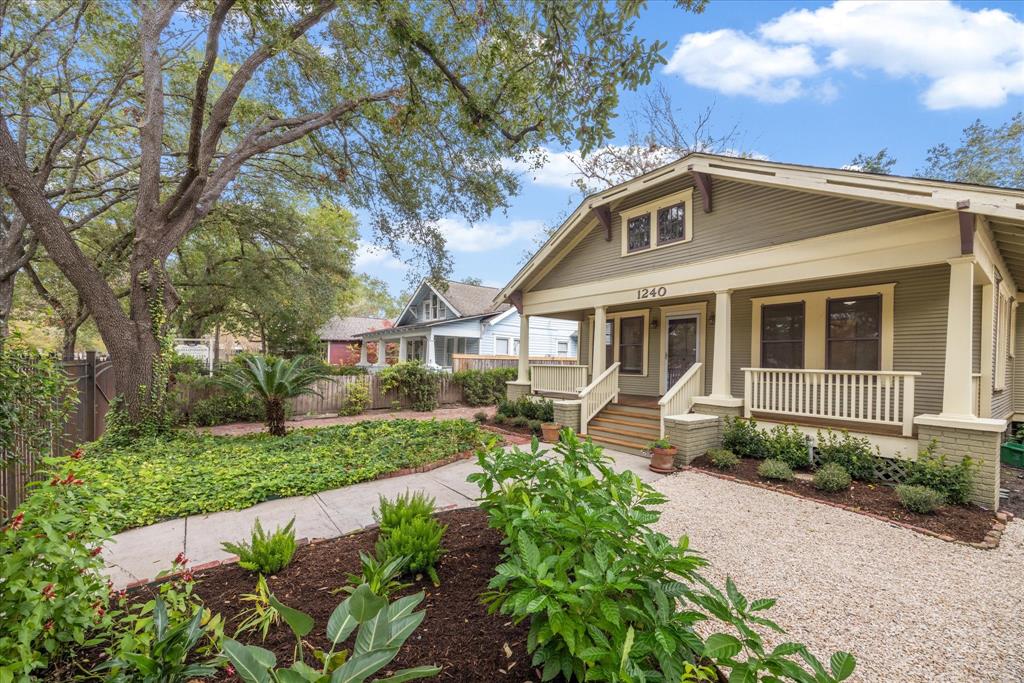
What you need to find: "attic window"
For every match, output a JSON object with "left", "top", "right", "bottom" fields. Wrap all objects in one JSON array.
[{"left": 619, "top": 188, "right": 693, "bottom": 257}]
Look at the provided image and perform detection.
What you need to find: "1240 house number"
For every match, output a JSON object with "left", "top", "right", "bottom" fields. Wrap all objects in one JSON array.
[{"left": 636, "top": 286, "right": 667, "bottom": 300}]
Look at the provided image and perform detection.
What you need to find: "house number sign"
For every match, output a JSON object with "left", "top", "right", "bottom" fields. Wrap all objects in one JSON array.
[{"left": 636, "top": 286, "right": 667, "bottom": 300}]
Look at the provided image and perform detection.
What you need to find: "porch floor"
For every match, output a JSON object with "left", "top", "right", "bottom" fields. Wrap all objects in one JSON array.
[{"left": 750, "top": 411, "right": 915, "bottom": 438}]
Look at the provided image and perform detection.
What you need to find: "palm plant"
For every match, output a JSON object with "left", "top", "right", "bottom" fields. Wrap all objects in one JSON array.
[{"left": 217, "top": 355, "right": 325, "bottom": 436}]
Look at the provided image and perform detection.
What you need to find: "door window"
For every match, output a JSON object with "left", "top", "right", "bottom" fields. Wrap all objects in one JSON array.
[{"left": 666, "top": 317, "right": 698, "bottom": 387}]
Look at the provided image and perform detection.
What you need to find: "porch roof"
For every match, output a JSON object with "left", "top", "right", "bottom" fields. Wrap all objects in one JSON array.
[{"left": 355, "top": 313, "right": 491, "bottom": 340}]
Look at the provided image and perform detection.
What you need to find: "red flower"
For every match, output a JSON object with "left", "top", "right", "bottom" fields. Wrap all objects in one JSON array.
[
  {"left": 41, "top": 583, "right": 56, "bottom": 600},
  {"left": 43, "top": 620, "right": 54, "bottom": 632},
  {"left": 181, "top": 568, "right": 195, "bottom": 583},
  {"left": 70, "top": 449, "right": 84, "bottom": 460},
  {"left": 5, "top": 512, "right": 24, "bottom": 531},
  {"left": 90, "top": 546, "right": 102, "bottom": 557},
  {"left": 225, "top": 664, "right": 236, "bottom": 677},
  {"left": 174, "top": 552, "right": 188, "bottom": 566}
]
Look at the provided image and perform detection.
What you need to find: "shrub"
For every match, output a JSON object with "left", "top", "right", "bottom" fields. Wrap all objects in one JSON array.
[
  {"left": 345, "top": 551, "right": 409, "bottom": 597},
  {"left": 815, "top": 429, "right": 879, "bottom": 481},
  {"left": 374, "top": 490, "right": 436, "bottom": 534},
  {"left": 0, "top": 458, "right": 114, "bottom": 680},
  {"left": 222, "top": 585, "right": 439, "bottom": 683},
  {"left": 496, "top": 395, "right": 554, "bottom": 422},
  {"left": 904, "top": 442, "right": 976, "bottom": 505},
  {"left": 221, "top": 518, "right": 297, "bottom": 575},
  {"left": 896, "top": 484, "right": 945, "bottom": 514},
  {"left": 708, "top": 448, "right": 739, "bottom": 470},
  {"left": 721, "top": 416, "right": 765, "bottom": 457},
  {"left": 376, "top": 516, "right": 446, "bottom": 586},
  {"left": 469, "top": 434, "right": 855, "bottom": 682},
  {"left": 0, "top": 337, "right": 76, "bottom": 462},
  {"left": 187, "top": 390, "right": 265, "bottom": 426},
  {"left": 508, "top": 415, "right": 529, "bottom": 428},
  {"left": 453, "top": 367, "right": 517, "bottom": 406},
  {"left": 338, "top": 376, "right": 371, "bottom": 416},
  {"left": 763, "top": 424, "right": 809, "bottom": 468},
  {"left": 813, "top": 462, "right": 852, "bottom": 492},
  {"left": 170, "top": 352, "right": 206, "bottom": 376},
  {"left": 377, "top": 360, "right": 439, "bottom": 411},
  {"left": 527, "top": 419, "right": 543, "bottom": 434},
  {"left": 473, "top": 410, "right": 489, "bottom": 423},
  {"left": 758, "top": 458, "right": 794, "bottom": 481},
  {"left": 217, "top": 354, "right": 327, "bottom": 435}
]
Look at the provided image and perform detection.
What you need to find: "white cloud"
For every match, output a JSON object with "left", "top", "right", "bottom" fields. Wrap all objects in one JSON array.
[
  {"left": 435, "top": 217, "right": 545, "bottom": 253},
  {"left": 503, "top": 150, "right": 584, "bottom": 189},
  {"left": 665, "top": 1, "right": 1024, "bottom": 110},
  {"left": 353, "top": 240, "right": 408, "bottom": 273}
]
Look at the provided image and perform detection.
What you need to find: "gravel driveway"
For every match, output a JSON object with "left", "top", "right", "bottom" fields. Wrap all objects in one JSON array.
[{"left": 653, "top": 471, "right": 1024, "bottom": 683}]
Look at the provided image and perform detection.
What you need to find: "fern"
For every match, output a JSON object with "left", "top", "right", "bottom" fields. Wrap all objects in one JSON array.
[{"left": 221, "top": 518, "right": 297, "bottom": 575}]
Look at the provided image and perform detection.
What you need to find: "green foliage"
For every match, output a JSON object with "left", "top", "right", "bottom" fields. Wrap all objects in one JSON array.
[
  {"left": 813, "top": 463, "right": 852, "bottom": 493},
  {"left": 848, "top": 148, "right": 897, "bottom": 175},
  {"left": 186, "top": 390, "right": 266, "bottom": 427},
  {"left": 169, "top": 353, "right": 206, "bottom": 377},
  {"left": 895, "top": 484, "right": 946, "bottom": 514},
  {"left": 473, "top": 410, "right": 489, "bottom": 423},
  {"left": 325, "top": 364, "right": 370, "bottom": 377},
  {"left": 222, "top": 518, "right": 298, "bottom": 575},
  {"left": 764, "top": 424, "right": 810, "bottom": 469},
  {"left": 903, "top": 442, "right": 976, "bottom": 505},
  {"left": 453, "top": 367, "right": 517, "bottom": 406},
  {"left": 374, "top": 491, "right": 437, "bottom": 534},
  {"left": 217, "top": 354, "right": 327, "bottom": 435},
  {"left": 235, "top": 575, "right": 281, "bottom": 642},
  {"left": 345, "top": 552, "right": 410, "bottom": 598},
  {"left": 722, "top": 417, "right": 765, "bottom": 458},
  {"left": 497, "top": 395, "right": 554, "bottom": 422},
  {"left": 469, "top": 434, "right": 855, "bottom": 682},
  {"left": 708, "top": 448, "right": 739, "bottom": 471},
  {"left": 338, "top": 377, "right": 371, "bottom": 416},
  {"left": 222, "top": 585, "right": 440, "bottom": 683},
  {"left": 814, "top": 430, "right": 879, "bottom": 481},
  {"left": 0, "top": 336, "right": 76, "bottom": 463},
  {"left": 758, "top": 459, "right": 795, "bottom": 482},
  {"left": 375, "top": 516, "right": 446, "bottom": 587},
  {"left": 0, "top": 457, "right": 114, "bottom": 680},
  {"left": 921, "top": 113, "right": 1023, "bottom": 187},
  {"left": 377, "top": 361, "right": 440, "bottom": 411},
  {"left": 77, "top": 419, "right": 487, "bottom": 531},
  {"left": 648, "top": 438, "right": 673, "bottom": 450}
]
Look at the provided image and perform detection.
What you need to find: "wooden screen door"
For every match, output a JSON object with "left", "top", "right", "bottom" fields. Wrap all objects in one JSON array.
[{"left": 665, "top": 316, "right": 699, "bottom": 389}]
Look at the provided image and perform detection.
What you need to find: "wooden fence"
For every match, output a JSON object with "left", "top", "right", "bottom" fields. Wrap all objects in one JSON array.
[
  {"left": 288, "top": 374, "right": 463, "bottom": 415},
  {"left": 450, "top": 353, "right": 578, "bottom": 372}
]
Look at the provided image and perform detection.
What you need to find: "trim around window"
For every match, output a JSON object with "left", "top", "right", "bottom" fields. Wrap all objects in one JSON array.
[{"left": 619, "top": 188, "right": 694, "bottom": 257}]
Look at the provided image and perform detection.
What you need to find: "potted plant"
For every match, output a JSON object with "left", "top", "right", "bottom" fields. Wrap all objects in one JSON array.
[
  {"left": 541, "top": 421, "right": 562, "bottom": 442},
  {"left": 647, "top": 438, "right": 678, "bottom": 473}
]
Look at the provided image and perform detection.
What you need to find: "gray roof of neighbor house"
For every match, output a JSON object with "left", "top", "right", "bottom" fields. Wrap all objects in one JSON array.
[
  {"left": 319, "top": 316, "right": 392, "bottom": 341},
  {"left": 437, "top": 280, "right": 510, "bottom": 316}
]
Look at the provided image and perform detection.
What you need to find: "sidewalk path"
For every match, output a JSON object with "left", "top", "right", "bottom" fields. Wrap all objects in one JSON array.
[
  {"left": 103, "top": 444, "right": 661, "bottom": 588},
  {"left": 206, "top": 405, "right": 494, "bottom": 436}
]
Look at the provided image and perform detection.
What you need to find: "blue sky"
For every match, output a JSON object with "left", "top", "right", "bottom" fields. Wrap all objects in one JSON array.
[{"left": 354, "top": 0, "right": 1024, "bottom": 299}]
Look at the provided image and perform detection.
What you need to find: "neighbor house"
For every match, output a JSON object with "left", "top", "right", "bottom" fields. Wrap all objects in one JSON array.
[
  {"left": 319, "top": 316, "right": 392, "bottom": 365},
  {"left": 496, "top": 153, "right": 1024, "bottom": 510},
  {"left": 355, "top": 280, "right": 578, "bottom": 369}
]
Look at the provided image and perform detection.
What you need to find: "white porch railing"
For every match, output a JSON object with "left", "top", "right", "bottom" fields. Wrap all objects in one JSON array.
[
  {"left": 658, "top": 362, "right": 704, "bottom": 438},
  {"left": 579, "top": 362, "right": 620, "bottom": 434},
  {"left": 532, "top": 364, "right": 589, "bottom": 394},
  {"left": 742, "top": 368, "right": 921, "bottom": 437}
]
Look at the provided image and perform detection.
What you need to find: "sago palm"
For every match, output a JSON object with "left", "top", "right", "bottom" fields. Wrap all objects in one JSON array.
[{"left": 217, "top": 355, "right": 325, "bottom": 436}]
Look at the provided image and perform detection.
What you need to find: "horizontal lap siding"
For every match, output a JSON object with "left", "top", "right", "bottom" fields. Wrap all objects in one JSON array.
[
  {"left": 481, "top": 312, "right": 580, "bottom": 357},
  {"left": 1015, "top": 312, "right": 1024, "bottom": 415},
  {"left": 533, "top": 177, "right": 929, "bottom": 290},
  {"left": 730, "top": 265, "right": 949, "bottom": 417}
]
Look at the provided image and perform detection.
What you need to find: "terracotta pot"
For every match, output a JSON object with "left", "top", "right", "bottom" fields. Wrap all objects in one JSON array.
[
  {"left": 541, "top": 422, "right": 562, "bottom": 442},
  {"left": 649, "top": 446, "right": 678, "bottom": 473}
]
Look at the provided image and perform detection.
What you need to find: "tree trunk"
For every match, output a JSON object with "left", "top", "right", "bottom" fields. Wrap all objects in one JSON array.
[
  {"left": 61, "top": 325, "right": 77, "bottom": 360},
  {"left": 266, "top": 397, "right": 286, "bottom": 436},
  {"left": 0, "top": 273, "right": 13, "bottom": 342}
]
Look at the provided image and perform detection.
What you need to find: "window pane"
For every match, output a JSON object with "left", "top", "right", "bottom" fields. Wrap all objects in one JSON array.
[
  {"left": 762, "top": 342, "right": 804, "bottom": 369},
  {"left": 827, "top": 340, "right": 880, "bottom": 371},
  {"left": 626, "top": 214, "right": 651, "bottom": 252},
  {"left": 828, "top": 296, "right": 880, "bottom": 339},
  {"left": 619, "top": 316, "right": 644, "bottom": 374},
  {"left": 496, "top": 338, "right": 508, "bottom": 355},
  {"left": 657, "top": 203, "right": 686, "bottom": 244},
  {"left": 761, "top": 302, "right": 804, "bottom": 368},
  {"left": 604, "top": 320, "right": 613, "bottom": 365}
]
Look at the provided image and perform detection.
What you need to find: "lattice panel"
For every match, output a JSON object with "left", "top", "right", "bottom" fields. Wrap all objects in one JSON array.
[{"left": 871, "top": 457, "right": 912, "bottom": 486}]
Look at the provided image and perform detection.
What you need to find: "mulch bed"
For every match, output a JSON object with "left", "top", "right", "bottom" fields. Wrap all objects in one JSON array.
[
  {"left": 1000, "top": 464, "right": 1024, "bottom": 517},
  {"left": 690, "top": 455, "right": 998, "bottom": 544},
  {"left": 187, "top": 508, "right": 541, "bottom": 681},
  {"left": 480, "top": 420, "right": 539, "bottom": 444}
]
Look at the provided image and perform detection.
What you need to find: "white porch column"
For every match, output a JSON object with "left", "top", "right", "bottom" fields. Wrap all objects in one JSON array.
[
  {"left": 979, "top": 282, "right": 994, "bottom": 418},
  {"left": 517, "top": 313, "right": 530, "bottom": 382},
  {"left": 398, "top": 336, "right": 408, "bottom": 362},
  {"left": 710, "top": 289, "right": 734, "bottom": 400},
  {"left": 371, "top": 337, "right": 387, "bottom": 367},
  {"left": 426, "top": 329, "right": 437, "bottom": 367},
  {"left": 592, "top": 305, "right": 607, "bottom": 376},
  {"left": 357, "top": 339, "right": 369, "bottom": 366},
  {"left": 941, "top": 256, "right": 976, "bottom": 417}
]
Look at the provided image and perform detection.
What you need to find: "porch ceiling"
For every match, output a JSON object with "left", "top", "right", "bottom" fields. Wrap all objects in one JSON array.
[{"left": 990, "top": 219, "right": 1024, "bottom": 288}]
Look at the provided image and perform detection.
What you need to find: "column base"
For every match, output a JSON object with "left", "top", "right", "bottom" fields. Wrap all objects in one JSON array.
[
  {"left": 664, "top": 414, "right": 720, "bottom": 466},
  {"left": 506, "top": 380, "right": 531, "bottom": 401},
  {"left": 552, "top": 399, "right": 582, "bottom": 435},
  {"left": 914, "top": 413, "right": 1007, "bottom": 510}
]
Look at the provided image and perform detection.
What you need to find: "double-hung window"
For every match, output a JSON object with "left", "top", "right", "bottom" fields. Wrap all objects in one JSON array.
[
  {"left": 620, "top": 188, "right": 693, "bottom": 256},
  {"left": 760, "top": 302, "right": 805, "bottom": 369},
  {"left": 826, "top": 296, "right": 881, "bottom": 371},
  {"left": 591, "top": 311, "right": 649, "bottom": 375},
  {"left": 556, "top": 340, "right": 569, "bottom": 355}
]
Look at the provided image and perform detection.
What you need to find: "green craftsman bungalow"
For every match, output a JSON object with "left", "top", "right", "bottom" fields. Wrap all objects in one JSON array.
[{"left": 495, "top": 153, "right": 1024, "bottom": 510}]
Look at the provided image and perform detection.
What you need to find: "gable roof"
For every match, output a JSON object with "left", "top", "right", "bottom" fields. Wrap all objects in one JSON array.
[
  {"left": 396, "top": 279, "right": 509, "bottom": 326},
  {"left": 319, "top": 316, "right": 392, "bottom": 341},
  {"left": 496, "top": 152, "right": 1024, "bottom": 303}
]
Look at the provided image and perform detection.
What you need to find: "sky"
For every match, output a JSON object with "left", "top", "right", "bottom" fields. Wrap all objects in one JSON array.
[{"left": 352, "top": 0, "right": 1024, "bottom": 300}]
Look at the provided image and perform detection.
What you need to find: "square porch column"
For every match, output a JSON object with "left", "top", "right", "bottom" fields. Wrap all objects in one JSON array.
[
  {"left": 398, "top": 336, "right": 408, "bottom": 362},
  {"left": 592, "top": 305, "right": 607, "bottom": 377},
  {"left": 692, "top": 289, "right": 743, "bottom": 418},
  {"left": 517, "top": 313, "right": 530, "bottom": 382},
  {"left": 426, "top": 329, "right": 437, "bottom": 368},
  {"left": 371, "top": 337, "right": 387, "bottom": 367},
  {"left": 941, "top": 256, "right": 976, "bottom": 418},
  {"left": 357, "top": 339, "right": 370, "bottom": 367}
]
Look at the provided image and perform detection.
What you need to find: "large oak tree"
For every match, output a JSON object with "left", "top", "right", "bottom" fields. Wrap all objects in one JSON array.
[{"left": 1, "top": 0, "right": 700, "bottom": 423}]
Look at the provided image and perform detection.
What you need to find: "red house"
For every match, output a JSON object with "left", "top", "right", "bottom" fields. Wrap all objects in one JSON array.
[{"left": 319, "top": 316, "right": 393, "bottom": 365}]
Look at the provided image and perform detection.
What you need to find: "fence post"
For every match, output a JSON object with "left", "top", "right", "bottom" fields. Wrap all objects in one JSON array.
[{"left": 84, "top": 351, "right": 97, "bottom": 443}]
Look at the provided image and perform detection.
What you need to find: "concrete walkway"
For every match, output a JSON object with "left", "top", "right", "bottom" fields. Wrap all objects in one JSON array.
[{"left": 103, "top": 444, "right": 661, "bottom": 588}]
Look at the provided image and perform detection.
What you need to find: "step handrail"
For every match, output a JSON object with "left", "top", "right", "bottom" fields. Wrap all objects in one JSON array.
[
  {"left": 658, "top": 362, "right": 703, "bottom": 438},
  {"left": 579, "top": 362, "right": 620, "bottom": 434}
]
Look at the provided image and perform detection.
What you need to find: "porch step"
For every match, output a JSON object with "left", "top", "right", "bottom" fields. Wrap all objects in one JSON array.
[
  {"left": 584, "top": 433, "right": 650, "bottom": 456},
  {"left": 588, "top": 423, "right": 659, "bottom": 442},
  {"left": 589, "top": 415, "right": 661, "bottom": 434},
  {"left": 600, "top": 405, "right": 660, "bottom": 421}
]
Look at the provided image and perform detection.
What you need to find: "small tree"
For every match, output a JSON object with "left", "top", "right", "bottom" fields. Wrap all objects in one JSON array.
[{"left": 217, "top": 355, "right": 324, "bottom": 436}]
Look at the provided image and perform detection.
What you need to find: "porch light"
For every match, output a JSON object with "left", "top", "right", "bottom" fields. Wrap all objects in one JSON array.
[{"left": 650, "top": 316, "right": 659, "bottom": 330}]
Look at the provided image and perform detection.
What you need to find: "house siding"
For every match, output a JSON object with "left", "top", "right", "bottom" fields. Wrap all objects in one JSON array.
[
  {"left": 729, "top": 265, "right": 950, "bottom": 417},
  {"left": 1015, "top": 311, "right": 1024, "bottom": 416},
  {"left": 479, "top": 312, "right": 579, "bottom": 357},
  {"left": 532, "top": 176, "right": 929, "bottom": 291}
]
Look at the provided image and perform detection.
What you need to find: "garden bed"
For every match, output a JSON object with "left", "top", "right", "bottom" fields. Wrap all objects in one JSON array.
[{"left": 690, "top": 455, "right": 997, "bottom": 544}]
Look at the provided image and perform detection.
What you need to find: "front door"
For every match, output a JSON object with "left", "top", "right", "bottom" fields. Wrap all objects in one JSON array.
[{"left": 665, "top": 316, "right": 699, "bottom": 388}]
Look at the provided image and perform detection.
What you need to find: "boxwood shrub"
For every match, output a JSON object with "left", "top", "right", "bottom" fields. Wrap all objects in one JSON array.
[
  {"left": 896, "top": 484, "right": 945, "bottom": 514},
  {"left": 763, "top": 424, "right": 810, "bottom": 469},
  {"left": 721, "top": 417, "right": 765, "bottom": 457},
  {"left": 758, "top": 458, "right": 794, "bottom": 481},
  {"left": 452, "top": 367, "right": 517, "bottom": 406},
  {"left": 814, "top": 429, "right": 879, "bottom": 481},
  {"left": 904, "top": 442, "right": 976, "bottom": 505},
  {"left": 813, "top": 462, "right": 852, "bottom": 492}
]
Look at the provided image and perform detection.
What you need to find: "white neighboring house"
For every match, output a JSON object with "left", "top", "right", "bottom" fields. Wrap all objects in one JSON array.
[{"left": 355, "top": 279, "right": 578, "bottom": 369}]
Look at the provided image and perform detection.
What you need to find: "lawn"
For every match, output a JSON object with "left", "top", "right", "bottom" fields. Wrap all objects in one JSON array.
[{"left": 77, "top": 418, "right": 488, "bottom": 532}]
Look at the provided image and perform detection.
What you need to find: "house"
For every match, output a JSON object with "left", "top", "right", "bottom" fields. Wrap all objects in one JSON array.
[
  {"left": 355, "top": 279, "right": 578, "bottom": 369},
  {"left": 319, "top": 316, "right": 392, "bottom": 365},
  {"left": 496, "top": 153, "right": 1024, "bottom": 510}
]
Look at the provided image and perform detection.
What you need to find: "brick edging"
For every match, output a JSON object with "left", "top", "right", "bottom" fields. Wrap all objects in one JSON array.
[{"left": 683, "top": 466, "right": 1014, "bottom": 550}]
